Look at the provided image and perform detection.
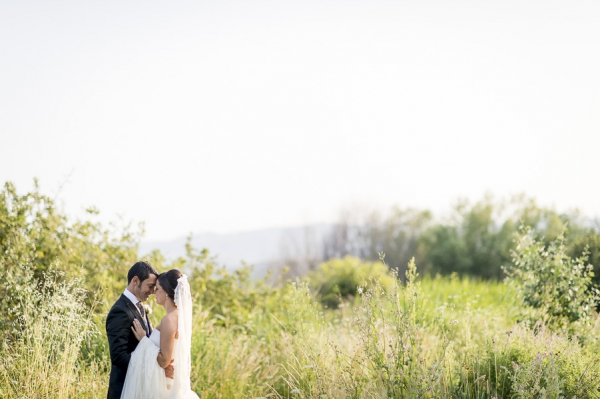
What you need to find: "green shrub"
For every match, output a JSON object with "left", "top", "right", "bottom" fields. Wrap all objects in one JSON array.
[
  {"left": 503, "top": 227, "right": 600, "bottom": 331},
  {"left": 306, "top": 256, "right": 394, "bottom": 308},
  {"left": 175, "top": 238, "right": 289, "bottom": 330},
  {"left": 569, "top": 231, "right": 600, "bottom": 286},
  {"left": 0, "top": 181, "right": 140, "bottom": 323}
]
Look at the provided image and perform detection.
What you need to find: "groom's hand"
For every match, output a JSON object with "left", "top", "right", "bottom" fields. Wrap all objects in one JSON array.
[{"left": 165, "top": 359, "right": 174, "bottom": 379}]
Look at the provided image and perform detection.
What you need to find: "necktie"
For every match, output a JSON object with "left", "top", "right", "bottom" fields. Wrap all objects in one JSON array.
[
  {"left": 136, "top": 302, "right": 146, "bottom": 319},
  {"left": 136, "top": 302, "right": 150, "bottom": 337}
]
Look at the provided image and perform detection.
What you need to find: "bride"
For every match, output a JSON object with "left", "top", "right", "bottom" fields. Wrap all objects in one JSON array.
[{"left": 120, "top": 269, "right": 200, "bottom": 399}]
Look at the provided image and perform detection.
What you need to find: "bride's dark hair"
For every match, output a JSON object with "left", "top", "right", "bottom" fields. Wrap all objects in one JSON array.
[{"left": 157, "top": 269, "right": 183, "bottom": 300}]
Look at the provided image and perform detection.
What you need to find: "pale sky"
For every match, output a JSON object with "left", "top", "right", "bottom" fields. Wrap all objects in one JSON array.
[{"left": 1, "top": 0, "right": 599, "bottom": 241}]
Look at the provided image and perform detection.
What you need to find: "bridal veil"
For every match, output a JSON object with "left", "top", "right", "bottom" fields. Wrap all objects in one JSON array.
[{"left": 169, "top": 274, "right": 198, "bottom": 399}]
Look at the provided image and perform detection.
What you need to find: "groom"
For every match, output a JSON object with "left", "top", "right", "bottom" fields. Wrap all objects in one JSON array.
[{"left": 106, "top": 261, "right": 173, "bottom": 399}]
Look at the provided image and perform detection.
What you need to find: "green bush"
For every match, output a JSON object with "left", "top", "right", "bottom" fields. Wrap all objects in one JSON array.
[
  {"left": 503, "top": 227, "right": 600, "bottom": 331},
  {"left": 306, "top": 256, "right": 394, "bottom": 308},
  {"left": 569, "top": 231, "right": 600, "bottom": 286},
  {"left": 0, "top": 181, "right": 140, "bottom": 324},
  {"left": 165, "top": 238, "right": 289, "bottom": 330}
]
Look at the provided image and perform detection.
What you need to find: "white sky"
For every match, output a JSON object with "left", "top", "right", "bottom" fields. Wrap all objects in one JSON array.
[{"left": 1, "top": 0, "right": 599, "bottom": 241}]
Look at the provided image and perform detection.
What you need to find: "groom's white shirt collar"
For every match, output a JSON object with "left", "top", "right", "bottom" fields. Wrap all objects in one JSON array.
[{"left": 123, "top": 288, "right": 140, "bottom": 306}]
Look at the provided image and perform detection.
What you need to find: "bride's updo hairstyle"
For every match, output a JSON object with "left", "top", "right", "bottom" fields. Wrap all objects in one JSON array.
[{"left": 157, "top": 269, "right": 183, "bottom": 301}]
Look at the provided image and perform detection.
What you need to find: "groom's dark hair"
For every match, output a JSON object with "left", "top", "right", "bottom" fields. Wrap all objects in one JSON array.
[{"left": 127, "top": 261, "right": 159, "bottom": 284}]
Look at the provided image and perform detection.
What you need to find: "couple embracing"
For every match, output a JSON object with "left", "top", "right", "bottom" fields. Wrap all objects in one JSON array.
[{"left": 106, "top": 261, "right": 199, "bottom": 399}]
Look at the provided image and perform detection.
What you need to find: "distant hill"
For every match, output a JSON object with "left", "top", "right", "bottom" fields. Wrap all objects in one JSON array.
[{"left": 139, "top": 224, "right": 334, "bottom": 277}]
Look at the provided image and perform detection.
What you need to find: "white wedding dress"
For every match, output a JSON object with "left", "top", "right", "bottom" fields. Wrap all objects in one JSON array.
[{"left": 120, "top": 275, "right": 199, "bottom": 399}]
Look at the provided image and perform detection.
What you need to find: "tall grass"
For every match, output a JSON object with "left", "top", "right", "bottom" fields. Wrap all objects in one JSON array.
[
  {"left": 3, "top": 183, "right": 599, "bottom": 397},
  {"left": 0, "top": 271, "right": 107, "bottom": 399},
  {"left": 1, "top": 266, "right": 599, "bottom": 398},
  {"left": 185, "top": 263, "right": 600, "bottom": 398}
]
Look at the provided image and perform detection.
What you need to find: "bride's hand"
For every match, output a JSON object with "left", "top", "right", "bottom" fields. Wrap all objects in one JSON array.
[{"left": 131, "top": 319, "right": 146, "bottom": 341}]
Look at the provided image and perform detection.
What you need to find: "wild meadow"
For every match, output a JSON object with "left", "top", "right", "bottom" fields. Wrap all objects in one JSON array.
[{"left": 1, "top": 181, "right": 600, "bottom": 398}]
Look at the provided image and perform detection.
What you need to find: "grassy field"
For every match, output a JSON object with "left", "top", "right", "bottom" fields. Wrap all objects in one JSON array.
[
  {"left": 3, "top": 183, "right": 600, "bottom": 398},
  {"left": 2, "top": 261, "right": 599, "bottom": 399}
]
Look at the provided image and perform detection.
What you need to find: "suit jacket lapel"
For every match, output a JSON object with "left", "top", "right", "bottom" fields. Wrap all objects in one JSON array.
[{"left": 121, "top": 295, "right": 148, "bottom": 336}]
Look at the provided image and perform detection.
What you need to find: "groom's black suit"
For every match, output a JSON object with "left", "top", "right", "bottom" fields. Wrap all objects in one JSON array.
[{"left": 106, "top": 294, "right": 152, "bottom": 399}]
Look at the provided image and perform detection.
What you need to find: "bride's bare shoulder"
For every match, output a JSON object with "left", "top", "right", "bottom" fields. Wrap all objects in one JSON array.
[{"left": 160, "top": 311, "right": 178, "bottom": 331}]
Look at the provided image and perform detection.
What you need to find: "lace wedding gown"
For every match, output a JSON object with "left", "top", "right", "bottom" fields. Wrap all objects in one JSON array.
[{"left": 120, "top": 275, "right": 199, "bottom": 399}]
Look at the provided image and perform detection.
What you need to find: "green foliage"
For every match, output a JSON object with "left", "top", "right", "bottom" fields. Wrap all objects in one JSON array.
[
  {"left": 306, "top": 256, "right": 393, "bottom": 308},
  {"left": 164, "top": 237, "right": 289, "bottom": 330},
  {"left": 476, "top": 325, "right": 600, "bottom": 398},
  {"left": 0, "top": 270, "right": 106, "bottom": 398},
  {"left": 420, "top": 196, "right": 513, "bottom": 278},
  {"left": 324, "top": 207, "right": 433, "bottom": 274},
  {"left": 281, "top": 260, "right": 600, "bottom": 398},
  {"left": 504, "top": 227, "right": 600, "bottom": 330},
  {"left": 350, "top": 257, "right": 437, "bottom": 397},
  {"left": 0, "top": 181, "right": 140, "bottom": 325},
  {"left": 326, "top": 194, "right": 599, "bottom": 280},
  {"left": 2, "top": 181, "right": 600, "bottom": 398},
  {"left": 569, "top": 230, "right": 600, "bottom": 286}
]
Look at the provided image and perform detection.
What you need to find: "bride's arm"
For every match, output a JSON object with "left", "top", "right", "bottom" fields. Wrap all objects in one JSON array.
[{"left": 157, "top": 314, "right": 177, "bottom": 369}]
